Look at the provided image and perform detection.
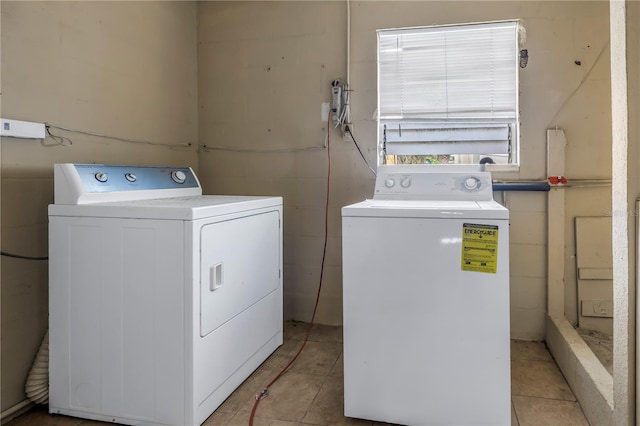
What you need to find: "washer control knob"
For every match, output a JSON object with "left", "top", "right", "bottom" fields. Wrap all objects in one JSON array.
[
  {"left": 124, "top": 173, "right": 137, "bottom": 182},
  {"left": 95, "top": 172, "right": 108, "bottom": 182},
  {"left": 384, "top": 178, "right": 395, "bottom": 188},
  {"left": 464, "top": 177, "right": 480, "bottom": 190},
  {"left": 400, "top": 177, "right": 412, "bottom": 188},
  {"left": 171, "top": 170, "right": 187, "bottom": 184}
]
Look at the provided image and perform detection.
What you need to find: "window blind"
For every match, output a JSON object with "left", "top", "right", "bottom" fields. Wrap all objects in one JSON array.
[{"left": 378, "top": 21, "right": 519, "bottom": 157}]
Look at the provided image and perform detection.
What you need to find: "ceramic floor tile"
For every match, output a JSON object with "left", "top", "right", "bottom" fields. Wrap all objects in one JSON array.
[
  {"left": 303, "top": 376, "right": 340, "bottom": 424},
  {"left": 325, "top": 419, "right": 375, "bottom": 426},
  {"left": 201, "top": 410, "right": 235, "bottom": 425},
  {"left": 512, "top": 395, "right": 589, "bottom": 426},
  {"left": 302, "top": 376, "right": 372, "bottom": 426},
  {"left": 238, "top": 372, "right": 325, "bottom": 422},
  {"left": 306, "top": 324, "right": 343, "bottom": 344},
  {"left": 286, "top": 341, "right": 342, "bottom": 376},
  {"left": 283, "top": 322, "right": 342, "bottom": 343},
  {"left": 511, "top": 340, "right": 553, "bottom": 362},
  {"left": 227, "top": 410, "right": 299, "bottom": 425},
  {"left": 283, "top": 321, "right": 309, "bottom": 340},
  {"left": 259, "top": 338, "right": 300, "bottom": 371},
  {"left": 511, "top": 359, "right": 576, "bottom": 401},
  {"left": 511, "top": 400, "right": 520, "bottom": 426},
  {"left": 329, "top": 352, "right": 343, "bottom": 377},
  {"left": 217, "top": 368, "right": 274, "bottom": 414}
]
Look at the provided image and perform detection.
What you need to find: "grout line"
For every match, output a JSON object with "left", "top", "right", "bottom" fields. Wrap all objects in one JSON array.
[
  {"left": 511, "top": 398, "right": 521, "bottom": 426},
  {"left": 300, "top": 371, "right": 332, "bottom": 424},
  {"left": 326, "top": 347, "right": 342, "bottom": 377},
  {"left": 512, "top": 393, "right": 580, "bottom": 403}
]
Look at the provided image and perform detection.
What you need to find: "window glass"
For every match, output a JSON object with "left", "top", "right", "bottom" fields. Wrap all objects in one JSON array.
[{"left": 377, "top": 21, "right": 520, "bottom": 166}]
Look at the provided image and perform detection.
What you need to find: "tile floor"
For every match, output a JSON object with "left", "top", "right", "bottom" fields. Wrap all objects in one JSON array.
[{"left": 7, "top": 322, "right": 589, "bottom": 426}]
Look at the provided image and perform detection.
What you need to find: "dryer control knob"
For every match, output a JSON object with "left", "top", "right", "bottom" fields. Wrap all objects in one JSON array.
[
  {"left": 125, "top": 173, "right": 137, "bottom": 182},
  {"left": 171, "top": 170, "right": 187, "bottom": 184},
  {"left": 95, "top": 172, "right": 108, "bottom": 182},
  {"left": 384, "top": 178, "right": 395, "bottom": 188},
  {"left": 464, "top": 177, "right": 480, "bottom": 190},
  {"left": 400, "top": 177, "right": 412, "bottom": 188}
]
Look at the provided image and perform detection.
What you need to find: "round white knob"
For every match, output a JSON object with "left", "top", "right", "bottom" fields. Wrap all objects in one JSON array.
[
  {"left": 171, "top": 170, "right": 187, "bottom": 184},
  {"left": 95, "top": 172, "right": 108, "bottom": 182},
  {"left": 400, "top": 177, "right": 411, "bottom": 188},
  {"left": 464, "top": 177, "right": 479, "bottom": 190},
  {"left": 125, "top": 173, "right": 137, "bottom": 182},
  {"left": 384, "top": 178, "right": 395, "bottom": 188}
]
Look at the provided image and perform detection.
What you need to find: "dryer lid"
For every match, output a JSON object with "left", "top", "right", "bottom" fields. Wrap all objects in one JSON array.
[{"left": 49, "top": 195, "right": 283, "bottom": 220}]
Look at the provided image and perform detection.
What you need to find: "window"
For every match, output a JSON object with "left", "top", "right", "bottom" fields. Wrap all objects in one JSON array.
[{"left": 377, "top": 21, "right": 520, "bottom": 166}]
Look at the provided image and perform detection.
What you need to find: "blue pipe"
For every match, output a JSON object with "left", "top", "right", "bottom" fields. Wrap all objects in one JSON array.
[{"left": 492, "top": 182, "right": 550, "bottom": 192}]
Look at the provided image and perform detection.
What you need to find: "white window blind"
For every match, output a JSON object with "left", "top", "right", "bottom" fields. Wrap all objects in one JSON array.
[{"left": 378, "top": 21, "right": 519, "bottom": 159}]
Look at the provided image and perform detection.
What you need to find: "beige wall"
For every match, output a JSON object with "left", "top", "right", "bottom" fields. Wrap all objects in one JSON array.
[
  {"left": 0, "top": 1, "right": 198, "bottom": 412},
  {"left": 0, "top": 0, "right": 615, "bottom": 415},
  {"left": 197, "top": 1, "right": 611, "bottom": 339},
  {"left": 197, "top": 1, "right": 353, "bottom": 325}
]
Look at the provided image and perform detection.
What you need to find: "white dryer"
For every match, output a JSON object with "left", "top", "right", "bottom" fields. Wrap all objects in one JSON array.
[
  {"left": 48, "top": 164, "right": 283, "bottom": 426},
  {"left": 342, "top": 166, "right": 510, "bottom": 425}
]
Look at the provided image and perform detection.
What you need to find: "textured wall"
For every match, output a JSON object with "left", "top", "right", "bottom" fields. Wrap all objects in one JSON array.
[
  {"left": 0, "top": 1, "right": 615, "bottom": 414},
  {"left": 197, "top": 1, "right": 611, "bottom": 340},
  {"left": 0, "top": 1, "right": 198, "bottom": 412},
  {"left": 197, "top": 1, "right": 355, "bottom": 326}
]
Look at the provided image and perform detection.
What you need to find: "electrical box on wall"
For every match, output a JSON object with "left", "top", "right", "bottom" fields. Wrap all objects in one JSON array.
[{"left": 0, "top": 118, "right": 46, "bottom": 139}]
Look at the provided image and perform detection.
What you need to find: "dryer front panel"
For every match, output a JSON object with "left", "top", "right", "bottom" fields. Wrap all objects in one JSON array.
[{"left": 199, "top": 210, "right": 280, "bottom": 337}]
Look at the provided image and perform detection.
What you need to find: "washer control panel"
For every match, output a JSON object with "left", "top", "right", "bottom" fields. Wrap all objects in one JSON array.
[
  {"left": 373, "top": 166, "right": 494, "bottom": 201},
  {"left": 463, "top": 177, "right": 481, "bottom": 191}
]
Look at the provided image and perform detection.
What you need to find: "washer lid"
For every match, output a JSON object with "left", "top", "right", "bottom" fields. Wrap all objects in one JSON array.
[
  {"left": 341, "top": 199, "right": 508, "bottom": 219},
  {"left": 48, "top": 195, "right": 283, "bottom": 220}
]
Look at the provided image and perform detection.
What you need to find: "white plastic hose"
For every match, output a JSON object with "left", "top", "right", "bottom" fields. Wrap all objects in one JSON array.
[{"left": 25, "top": 331, "right": 48, "bottom": 404}]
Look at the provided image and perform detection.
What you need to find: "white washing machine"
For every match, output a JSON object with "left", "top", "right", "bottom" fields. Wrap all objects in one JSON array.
[
  {"left": 342, "top": 166, "right": 510, "bottom": 426},
  {"left": 48, "top": 164, "right": 283, "bottom": 426}
]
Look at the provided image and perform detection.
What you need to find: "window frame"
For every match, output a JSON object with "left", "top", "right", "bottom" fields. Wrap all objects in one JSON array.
[{"left": 376, "top": 20, "right": 521, "bottom": 167}]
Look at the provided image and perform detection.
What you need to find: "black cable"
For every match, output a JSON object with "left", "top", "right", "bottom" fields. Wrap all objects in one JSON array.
[
  {"left": 1, "top": 251, "right": 49, "bottom": 261},
  {"left": 45, "top": 125, "right": 73, "bottom": 146},
  {"left": 345, "top": 127, "right": 377, "bottom": 176},
  {"left": 47, "top": 123, "right": 190, "bottom": 148}
]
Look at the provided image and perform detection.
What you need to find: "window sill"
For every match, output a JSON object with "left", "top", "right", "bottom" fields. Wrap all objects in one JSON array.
[{"left": 484, "top": 163, "right": 520, "bottom": 173}]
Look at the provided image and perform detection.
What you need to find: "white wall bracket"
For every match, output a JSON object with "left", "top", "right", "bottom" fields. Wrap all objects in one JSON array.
[{"left": 0, "top": 118, "right": 46, "bottom": 139}]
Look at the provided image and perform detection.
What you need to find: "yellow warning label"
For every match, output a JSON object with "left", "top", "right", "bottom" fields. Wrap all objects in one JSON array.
[{"left": 461, "top": 223, "right": 499, "bottom": 274}]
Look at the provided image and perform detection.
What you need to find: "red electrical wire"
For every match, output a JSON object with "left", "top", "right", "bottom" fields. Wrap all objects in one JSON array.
[{"left": 248, "top": 116, "right": 332, "bottom": 425}]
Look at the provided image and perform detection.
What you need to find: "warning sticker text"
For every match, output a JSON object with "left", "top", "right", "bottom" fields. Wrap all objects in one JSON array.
[{"left": 461, "top": 223, "right": 499, "bottom": 274}]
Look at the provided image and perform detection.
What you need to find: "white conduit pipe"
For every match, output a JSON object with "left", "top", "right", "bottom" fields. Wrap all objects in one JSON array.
[
  {"left": 25, "top": 330, "right": 49, "bottom": 404},
  {"left": 347, "top": 0, "right": 352, "bottom": 124}
]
